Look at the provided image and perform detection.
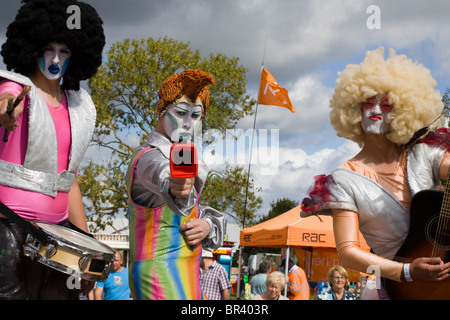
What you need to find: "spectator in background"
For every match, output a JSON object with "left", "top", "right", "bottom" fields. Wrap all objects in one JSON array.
[
  {"left": 316, "top": 266, "right": 357, "bottom": 300},
  {"left": 251, "top": 271, "right": 289, "bottom": 301},
  {"left": 250, "top": 261, "right": 271, "bottom": 296},
  {"left": 200, "top": 250, "right": 231, "bottom": 300},
  {"left": 270, "top": 260, "right": 278, "bottom": 272},
  {"left": 282, "top": 258, "right": 310, "bottom": 300},
  {"left": 95, "top": 251, "right": 131, "bottom": 300}
]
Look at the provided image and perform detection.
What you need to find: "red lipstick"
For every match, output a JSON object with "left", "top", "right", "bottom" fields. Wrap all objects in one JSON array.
[{"left": 369, "top": 115, "right": 382, "bottom": 121}]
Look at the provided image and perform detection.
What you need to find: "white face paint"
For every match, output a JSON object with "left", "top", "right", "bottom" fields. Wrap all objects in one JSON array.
[
  {"left": 361, "top": 94, "right": 393, "bottom": 135},
  {"left": 162, "top": 95, "right": 203, "bottom": 142},
  {"left": 37, "top": 42, "right": 72, "bottom": 81}
]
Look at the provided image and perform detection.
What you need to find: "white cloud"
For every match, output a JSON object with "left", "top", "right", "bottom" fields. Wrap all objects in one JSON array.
[
  {"left": 238, "top": 72, "right": 334, "bottom": 146},
  {"left": 201, "top": 115, "right": 360, "bottom": 217},
  {"left": 250, "top": 139, "right": 361, "bottom": 217}
]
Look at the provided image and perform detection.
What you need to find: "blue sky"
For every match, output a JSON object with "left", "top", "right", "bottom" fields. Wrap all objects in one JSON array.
[{"left": 1, "top": 0, "right": 449, "bottom": 220}]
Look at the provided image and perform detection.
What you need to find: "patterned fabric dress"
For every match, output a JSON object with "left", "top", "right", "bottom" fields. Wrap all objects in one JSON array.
[
  {"left": 127, "top": 147, "right": 204, "bottom": 300},
  {"left": 315, "top": 287, "right": 357, "bottom": 300}
]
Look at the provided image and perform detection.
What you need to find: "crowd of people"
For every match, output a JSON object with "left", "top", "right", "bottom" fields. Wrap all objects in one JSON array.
[
  {"left": 83, "top": 249, "right": 233, "bottom": 300},
  {"left": 83, "top": 253, "right": 364, "bottom": 301},
  {"left": 243, "top": 259, "right": 360, "bottom": 301}
]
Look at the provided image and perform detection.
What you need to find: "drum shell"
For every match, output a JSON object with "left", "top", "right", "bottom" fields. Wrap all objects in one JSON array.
[{"left": 24, "top": 222, "right": 116, "bottom": 282}]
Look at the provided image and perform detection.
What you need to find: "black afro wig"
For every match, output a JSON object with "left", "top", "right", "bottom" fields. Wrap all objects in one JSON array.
[{"left": 1, "top": 0, "right": 105, "bottom": 90}]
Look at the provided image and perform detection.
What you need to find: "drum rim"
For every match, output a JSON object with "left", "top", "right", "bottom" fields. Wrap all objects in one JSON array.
[
  {"left": 25, "top": 221, "right": 115, "bottom": 282},
  {"left": 36, "top": 221, "right": 116, "bottom": 258},
  {"left": 35, "top": 256, "right": 110, "bottom": 282}
]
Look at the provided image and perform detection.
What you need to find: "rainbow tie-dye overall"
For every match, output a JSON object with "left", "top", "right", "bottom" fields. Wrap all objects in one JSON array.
[{"left": 126, "top": 147, "right": 204, "bottom": 300}]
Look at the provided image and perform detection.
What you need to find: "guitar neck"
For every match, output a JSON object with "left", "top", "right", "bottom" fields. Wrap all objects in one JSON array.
[
  {"left": 441, "top": 168, "right": 450, "bottom": 219},
  {"left": 433, "top": 167, "right": 450, "bottom": 259}
]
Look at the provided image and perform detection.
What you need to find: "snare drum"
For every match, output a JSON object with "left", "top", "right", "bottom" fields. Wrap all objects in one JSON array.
[{"left": 24, "top": 221, "right": 116, "bottom": 282}]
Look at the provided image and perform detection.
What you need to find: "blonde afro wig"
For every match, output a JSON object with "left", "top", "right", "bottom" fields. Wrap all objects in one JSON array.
[
  {"left": 329, "top": 47, "right": 444, "bottom": 146},
  {"left": 157, "top": 69, "right": 215, "bottom": 119}
]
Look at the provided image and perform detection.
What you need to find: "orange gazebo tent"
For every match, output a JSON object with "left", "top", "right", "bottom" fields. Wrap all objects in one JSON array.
[
  {"left": 240, "top": 205, "right": 369, "bottom": 249},
  {"left": 238, "top": 205, "right": 370, "bottom": 288}
]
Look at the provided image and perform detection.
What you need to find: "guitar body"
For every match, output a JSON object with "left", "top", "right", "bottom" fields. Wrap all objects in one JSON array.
[{"left": 384, "top": 189, "right": 450, "bottom": 300}]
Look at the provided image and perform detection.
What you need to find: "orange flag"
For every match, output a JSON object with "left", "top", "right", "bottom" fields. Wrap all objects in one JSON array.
[{"left": 258, "top": 68, "right": 296, "bottom": 113}]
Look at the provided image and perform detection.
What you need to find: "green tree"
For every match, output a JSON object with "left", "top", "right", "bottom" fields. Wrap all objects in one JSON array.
[
  {"left": 257, "top": 197, "right": 299, "bottom": 224},
  {"left": 80, "top": 37, "right": 259, "bottom": 232},
  {"left": 201, "top": 164, "right": 263, "bottom": 228}
]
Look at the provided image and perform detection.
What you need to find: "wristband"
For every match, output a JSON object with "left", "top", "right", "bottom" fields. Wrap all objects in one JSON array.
[{"left": 403, "top": 263, "right": 413, "bottom": 282}]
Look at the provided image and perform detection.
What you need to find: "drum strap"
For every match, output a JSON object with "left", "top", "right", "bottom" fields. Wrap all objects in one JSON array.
[
  {"left": 0, "top": 201, "right": 49, "bottom": 245},
  {"left": 67, "top": 220, "right": 95, "bottom": 239}
]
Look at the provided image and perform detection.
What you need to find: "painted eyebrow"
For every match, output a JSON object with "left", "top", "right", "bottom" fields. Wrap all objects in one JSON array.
[
  {"left": 175, "top": 105, "right": 188, "bottom": 112},
  {"left": 175, "top": 103, "right": 202, "bottom": 112}
]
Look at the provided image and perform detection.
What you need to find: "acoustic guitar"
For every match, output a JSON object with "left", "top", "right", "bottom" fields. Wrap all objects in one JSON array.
[{"left": 384, "top": 170, "right": 450, "bottom": 300}]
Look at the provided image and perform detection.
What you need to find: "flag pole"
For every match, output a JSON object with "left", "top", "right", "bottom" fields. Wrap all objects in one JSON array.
[
  {"left": 237, "top": 36, "right": 267, "bottom": 300},
  {"left": 241, "top": 35, "right": 267, "bottom": 230}
]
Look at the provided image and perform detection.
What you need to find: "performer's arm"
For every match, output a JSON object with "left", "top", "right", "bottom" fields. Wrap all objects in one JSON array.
[
  {"left": 168, "top": 176, "right": 195, "bottom": 198},
  {"left": 439, "top": 151, "right": 450, "bottom": 180},
  {"left": 332, "top": 209, "right": 404, "bottom": 282},
  {"left": 132, "top": 149, "right": 197, "bottom": 216},
  {"left": 0, "top": 82, "right": 25, "bottom": 131},
  {"left": 179, "top": 218, "right": 210, "bottom": 246},
  {"left": 178, "top": 206, "right": 224, "bottom": 250},
  {"left": 333, "top": 209, "right": 450, "bottom": 282},
  {"left": 197, "top": 206, "right": 224, "bottom": 251},
  {"left": 68, "top": 178, "right": 89, "bottom": 233},
  {"left": 68, "top": 178, "right": 96, "bottom": 295}
]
